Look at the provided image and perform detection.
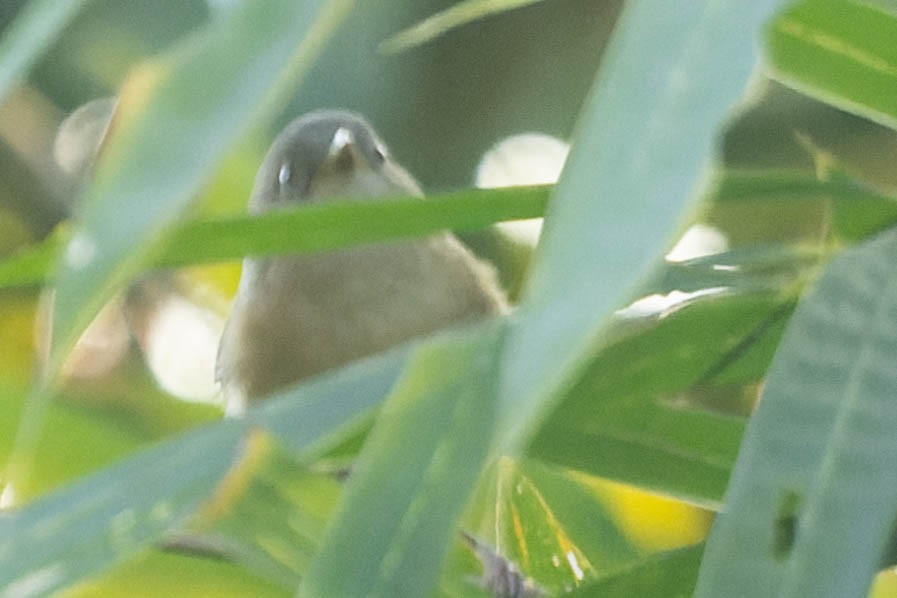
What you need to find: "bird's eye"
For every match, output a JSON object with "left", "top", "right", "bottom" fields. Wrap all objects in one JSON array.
[{"left": 278, "top": 163, "right": 291, "bottom": 186}]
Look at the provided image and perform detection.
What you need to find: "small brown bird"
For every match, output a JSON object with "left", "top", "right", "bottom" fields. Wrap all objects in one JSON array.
[{"left": 216, "top": 110, "right": 506, "bottom": 414}]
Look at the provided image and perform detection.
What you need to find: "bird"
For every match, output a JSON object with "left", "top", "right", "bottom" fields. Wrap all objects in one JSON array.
[{"left": 216, "top": 110, "right": 507, "bottom": 415}]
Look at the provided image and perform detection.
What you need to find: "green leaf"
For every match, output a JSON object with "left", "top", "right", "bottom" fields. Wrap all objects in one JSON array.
[
  {"left": 645, "top": 243, "right": 821, "bottom": 296},
  {"left": 0, "top": 186, "right": 548, "bottom": 290},
  {"left": 712, "top": 168, "right": 897, "bottom": 242},
  {"left": 186, "top": 434, "right": 342, "bottom": 588},
  {"left": 0, "top": 421, "right": 245, "bottom": 597},
  {"left": 0, "top": 0, "right": 94, "bottom": 105},
  {"left": 0, "top": 345, "right": 410, "bottom": 595},
  {"left": 696, "top": 229, "right": 897, "bottom": 597},
  {"left": 0, "top": 231, "right": 60, "bottom": 289},
  {"left": 13, "top": 0, "right": 354, "bottom": 484},
  {"left": 380, "top": 0, "right": 550, "bottom": 54},
  {"left": 767, "top": 0, "right": 897, "bottom": 130},
  {"left": 303, "top": 323, "right": 503, "bottom": 597},
  {"left": 498, "top": 0, "right": 785, "bottom": 450},
  {"left": 162, "top": 186, "right": 548, "bottom": 267},
  {"left": 711, "top": 169, "right": 888, "bottom": 204},
  {"left": 529, "top": 294, "right": 792, "bottom": 506},
  {"left": 571, "top": 544, "right": 703, "bottom": 597},
  {"left": 462, "top": 458, "right": 640, "bottom": 593}
]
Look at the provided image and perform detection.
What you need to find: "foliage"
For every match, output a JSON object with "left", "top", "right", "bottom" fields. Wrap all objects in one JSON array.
[{"left": 2, "top": 0, "right": 897, "bottom": 596}]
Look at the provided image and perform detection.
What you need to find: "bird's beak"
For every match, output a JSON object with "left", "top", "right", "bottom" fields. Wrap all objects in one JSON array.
[{"left": 326, "top": 126, "right": 362, "bottom": 172}]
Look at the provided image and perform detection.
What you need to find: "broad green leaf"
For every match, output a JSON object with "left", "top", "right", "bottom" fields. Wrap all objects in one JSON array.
[
  {"left": 380, "top": 0, "right": 550, "bottom": 54},
  {"left": 0, "top": 345, "right": 410, "bottom": 596},
  {"left": 0, "top": 0, "right": 93, "bottom": 106},
  {"left": 768, "top": 0, "right": 897, "bottom": 130},
  {"left": 499, "top": 0, "right": 785, "bottom": 450},
  {"left": 696, "top": 229, "right": 897, "bottom": 597},
  {"left": 303, "top": 323, "right": 503, "bottom": 597},
  {"left": 0, "top": 186, "right": 549, "bottom": 290},
  {"left": 47, "top": 0, "right": 353, "bottom": 380},
  {"left": 571, "top": 544, "right": 703, "bottom": 597},
  {"left": 529, "top": 294, "right": 791, "bottom": 505},
  {"left": 533, "top": 398, "right": 744, "bottom": 508}
]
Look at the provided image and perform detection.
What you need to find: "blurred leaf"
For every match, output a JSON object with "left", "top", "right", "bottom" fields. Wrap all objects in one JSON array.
[
  {"left": 46, "top": 0, "right": 353, "bottom": 382},
  {"left": 768, "top": 0, "right": 897, "bottom": 130},
  {"left": 0, "top": 344, "right": 410, "bottom": 595},
  {"left": 0, "top": 0, "right": 93, "bottom": 106},
  {"left": 69, "top": 550, "right": 284, "bottom": 598},
  {"left": 711, "top": 169, "right": 886, "bottom": 204},
  {"left": 570, "top": 544, "right": 703, "bottom": 597},
  {"left": 711, "top": 168, "right": 897, "bottom": 241},
  {"left": 380, "top": 0, "right": 550, "bottom": 54},
  {"left": 0, "top": 421, "right": 245, "bottom": 597},
  {"left": 303, "top": 323, "right": 502, "bottom": 597},
  {"left": 499, "top": 0, "right": 785, "bottom": 450},
  {"left": 246, "top": 343, "right": 412, "bottom": 456},
  {"left": 185, "top": 433, "right": 342, "bottom": 588},
  {"left": 9, "top": 392, "right": 212, "bottom": 501},
  {"left": 0, "top": 227, "right": 60, "bottom": 288},
  {"left": 0, "top": 186, "right": 549, "bottom": 289},
  {"left": 696, "top": 229, "right": 897, "bottom": 597},
  {"left": 10, "top": 0, "right": 355, "bottom": 492}
]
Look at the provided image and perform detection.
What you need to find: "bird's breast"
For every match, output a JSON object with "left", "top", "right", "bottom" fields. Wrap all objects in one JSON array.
[{"left": 219, "top": 234, "right": 504, "bottom": 402}]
